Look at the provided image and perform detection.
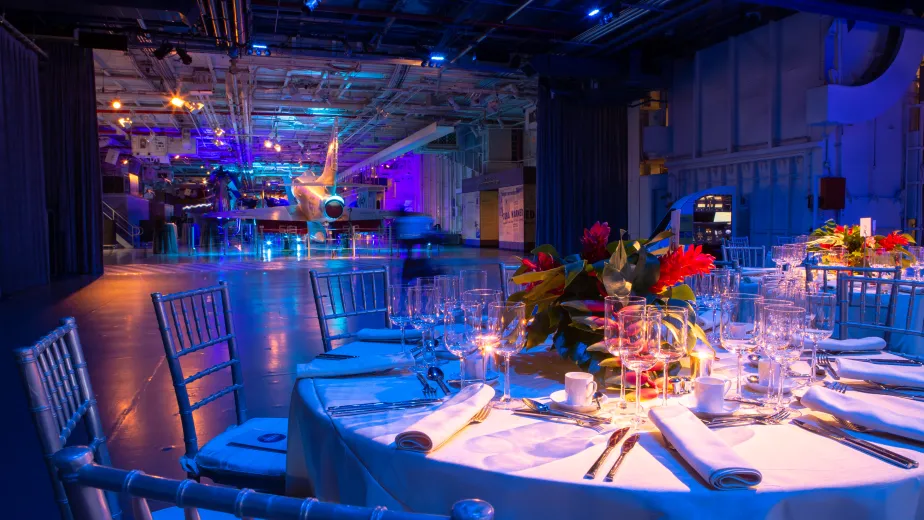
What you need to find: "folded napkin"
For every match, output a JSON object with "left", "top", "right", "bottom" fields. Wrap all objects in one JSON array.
[
  {"left": 395, "top": 383, "right": 495, "bottom": 452},
  {"left": 801, "top": 386, "right": 924, "bottom": 443},
  {"left": 355, "top": 328, "right": 422, "bottom": 343},
  {"left": 649, "top": 406, "right": 762, "bottom": 490},
  {"left": 296, "top": 352, "right": 414, "bottom": 379},
  {"left": 834, "top": 358, "right": 924, "bottom": 388},
  {"left": 697, "top": 312, "right": 727, "bottom": 332},
  {"left": 817, "top": 337, "right": 887, "bottom": 352}
]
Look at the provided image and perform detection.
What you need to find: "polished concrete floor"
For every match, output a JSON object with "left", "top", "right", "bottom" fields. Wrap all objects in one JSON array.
[{"left": 1, "top": 247, "right": 520, "bottom": 518}]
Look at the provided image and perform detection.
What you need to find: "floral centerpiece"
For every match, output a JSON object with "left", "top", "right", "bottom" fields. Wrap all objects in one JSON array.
[
  {"left": 808, "top": 219, "right": 914, "bottom": 267},
  {"left": 507, "top": 222, "right": 715, "bottom": 397}
]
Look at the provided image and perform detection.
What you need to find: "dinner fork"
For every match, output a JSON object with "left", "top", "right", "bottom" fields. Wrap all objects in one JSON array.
[
  {"left": 415, "top": 372, "right": 437, "bottom": 397},
  {"left": 826, "top": 381, "right": 924, "bottom": 401},
  {"left": 705, "top": 410, "right": 791, "bottom": 428},
  {"left": 817, "top": 353, "right": 840, "bottom": 380},
  {"left": 469, "top": 404, "right": 492, "bottom": 425}
]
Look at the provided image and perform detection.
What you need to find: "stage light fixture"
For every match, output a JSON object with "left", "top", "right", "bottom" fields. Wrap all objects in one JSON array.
[
  {"left": 264, "top": 139, "right": 273, "bottom": 148},
  {"left": 274, "top": 143, "right": 282, "bottom": 152},
  {"left": 430, "top": 53, "right": 445, "bottom": 62},
  {"left": 153, "top": 42, "right": 174, "bottom": 60},
  {"left": 117, "top": 117, "right": 132, "bottom": 128},
  {"left": 170, "top": 96, "right": 185, "bottom": 107},
  {"left": 215, "top": 127, "right": 225, "bottom": 137},
  {"left": 305, "top": 0, "right": 320, "bottom": 11},
  {"left": 111, "top": 99, "right": 122, "bottom": 109},
  {"left": 176, "top": 47, "right": 193, "bottom": 65},
  {"left": 174, "top": 155, "right": 181, "bottom": 159},
  {"left": 588, "top": 8, "right": 600, "bottom": 16},
  {"left": 122, "top": 159, "right": 129, "bottom": 165}
]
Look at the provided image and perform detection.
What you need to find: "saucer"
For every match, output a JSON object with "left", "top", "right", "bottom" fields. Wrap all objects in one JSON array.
[
  {"left": 549, "top": 390, "right": 609, "bottom": 413},
  {"left": 745, "top": 379, "right": 796, "bottom": 394},
  {"left": 679, "top": 395, "right": 741, "bottom": 417}
]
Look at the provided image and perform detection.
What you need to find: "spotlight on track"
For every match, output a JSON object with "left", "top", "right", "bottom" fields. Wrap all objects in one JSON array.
[
  {"left": 247, "top": 43, "right": 271, "bottom": 57},
  {"left": 588, "top": 8, "right": 600, "bottom": 16},
  {"left": 153, "top": 42, "right": 174, "bottom": 60},
  {"left": 111, "top": 99, "right": 122, "bottom": 110},
  {"left": 305, "top": 0, "right": 320, "bottom": 10},
  {"left": 176, "top": 47, "right": 193, "bottom": 65}
]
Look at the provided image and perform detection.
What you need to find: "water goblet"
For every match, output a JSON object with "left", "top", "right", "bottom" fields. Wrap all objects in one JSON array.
[
  {"left": 409, "top": 285, "right": 439, "bottom": 370},
  {"left": 604, "top": 295, "right": 646, "bottom": 412},
  {"left": 488, "top": 302, "right": 526, "bottom": 409},
  {"left": 655, "top": 305, "right": 692, "bottom": 406},
  {"left": 442, "top": 312, "right": 478, "bottom": 388},
  {"left": 802, "top": 293, "right": 836, "bottom": 380},
  {"left": 462, "top": 289, "right": 503, "bottom": 384},
  {"left": 763, "top": 305, "right": 805, "bottom": 411},
  {"left": 387, "top": 284, "right": 414, "bottom": 356},
  {"left": 619, "top": 308, "right": 662, "bottom": 426},
  {"left": 459, "top": 269, "right": 488, "bottom": 294},
  {"left": 722, "top": 293, "right": 763, "bottom": 399}
]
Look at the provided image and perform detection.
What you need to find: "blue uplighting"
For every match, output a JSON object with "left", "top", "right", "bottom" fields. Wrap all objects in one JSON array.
[
  {"left": 252, "top": 43, "right": 268, "bottom": 49},
  {"left": 588, "top": 8, "right": 600, "bottom": 16},
  {"left": 430, "top": 54, "right": 446, "bottom": 62}
]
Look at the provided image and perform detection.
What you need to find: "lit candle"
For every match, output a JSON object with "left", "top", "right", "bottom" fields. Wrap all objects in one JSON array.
[{"left": 691, "top": 350, "right": 714, "bottom": 379}]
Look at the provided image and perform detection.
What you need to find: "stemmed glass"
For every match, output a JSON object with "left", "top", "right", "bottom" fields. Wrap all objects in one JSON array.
[
  {"left": 722, "top": 293, "right": 763, "bottom": 398},
  {"left": 434, "top": 274, "right": 460, "bottom": 330},
  {"left": 755, "top": 298, "right": 794, "bottom": 404},
  {"left": 763, "top": 305, "right": 806, "bottom": 410},
  {"left": 387, "top": 284, "right": 414, "bottom": 356},
  {"left": 488, "top": 302, "right": 526, "bottom": 408},
  {"left": 442, "top": 312, "right": 478, "bottom": 388},
  {"left": 802, "top": 293, "right": 836, "bottom": 380},
  {"left": 459, "top": 270, "right": 488, "bottom": 294},
  {"left": 462, "top": 289, "right": 503, "bottom": 384},
  {"left": 655, "top": 305, "right": 691, "bottom": 406},
  {"left": 690, "top": 273, "right": 715, "bottom": 332},
  {"left": 771, "top": 245, "right": 787, "bottom": 274},
  {"left": 604, "top": 295, "right": 646, "bottom": 411},
  {"left": 619, "top": 308, "right": 661, "bottom": 425},
  {"left": 409, "top": 285, "right": 439, "bottom": 370},
  {"left": 711, "top": 270, "right": 735, "bottom": 342}
]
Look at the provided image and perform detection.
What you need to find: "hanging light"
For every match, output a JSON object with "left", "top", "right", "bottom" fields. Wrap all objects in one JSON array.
[
  {"left": 122, "top": 159, "right": 129, "bottom": 165},
  {"left": 215, "top": 128, "right": 225, "bottom": 137},
  {"left": 264, "top": 139, "right": 273, "bottom": 148},
  {"left": 170, "top": 96, "right": 185, "bottom": 107},
  {"left": 274, "top": 143, "right": 282, "bottom": 152},
  {"left": 117, "top": 117, "right": 132, "bottom": 128},
  {"left": 111, "top": 99, "right": 122, "bottom": 110}
]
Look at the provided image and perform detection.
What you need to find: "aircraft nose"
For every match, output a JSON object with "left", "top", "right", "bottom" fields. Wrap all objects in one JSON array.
[{"left": 322, "top": 196, "right": 344, "bottom": 220}]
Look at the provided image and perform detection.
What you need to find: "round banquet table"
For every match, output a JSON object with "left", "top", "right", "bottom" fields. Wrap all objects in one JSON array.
[{"left": 286, "top": 342, "right": 924, "bottom": 520}]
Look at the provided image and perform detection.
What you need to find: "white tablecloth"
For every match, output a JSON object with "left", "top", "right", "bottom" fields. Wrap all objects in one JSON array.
[{"left": 286, "top": 342, "right": 924, "bottom": 519}]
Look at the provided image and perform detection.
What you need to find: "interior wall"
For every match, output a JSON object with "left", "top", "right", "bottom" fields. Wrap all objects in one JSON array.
[
  {"left": 660, "top": 13, "right": 910, "bottom": 242},
  {"left": 419, "top": 154, "right": 470, "bottom": 233}
]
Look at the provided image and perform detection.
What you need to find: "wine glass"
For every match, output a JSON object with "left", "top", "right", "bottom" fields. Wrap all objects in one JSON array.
[
  {"left": 442, "top": 311, "right": 478, "bottom": 388},
  {"left": 387, "top": 284, "right": 414, "bottom": 356},
  {"left": 488, "top": 302, "right": 526, "bottom": 409},
  {"left": 655, "top": 305, "right": 691, "bottom": 406},
  {"left": 619, "top": 308, "right": 661, "bottom": 425},
  {"left": 459, "top": 269, "right": 488, "bottom": 294},
  {"left": 771, "top": 245, "right": 787, "bottom": 274},
  {"left": 711, "top": 270, "right": 735, "bottom": 342},
  {"left": 409, "top": 285, "right": 439, "bottom": 371},
  {"left": 462, "top": 289, "right": 503, "bottom": 384},
  {"left": 434, "top": 274, "right": 460, "bottom": 329},
  {"left": 604, "top": 295, "right": 646, "bottom": 411},
  {"left": 722, "top": 293, "right": 763, "bottom": 399},
  {"left": 763, "top": 305, "right": 805, "bottom": 410},
  {"left": 690, "top": 273, "right": 715, "bottom": 327},
  {"left": 802, "top": 293, "right": 836, "bottom": 380}
]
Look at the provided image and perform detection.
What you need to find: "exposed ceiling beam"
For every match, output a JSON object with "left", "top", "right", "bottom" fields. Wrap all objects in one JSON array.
[{"left": 735, "top": 0, "right": 924, "bottom": 30}]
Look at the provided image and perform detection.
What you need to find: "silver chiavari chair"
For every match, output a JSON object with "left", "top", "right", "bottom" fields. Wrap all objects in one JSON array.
[
  {"left": 13, "top": 317, "right": 122, "bottom": 520},
  {"left": 310, "top": 267, "right": 390, "bottom": 351},
  {"left": 722, "top": 245, "right": 766, "bottom": 268},
  {"left": 806, "top": 265, "right": 901, "bottom": 292},
  {"left": 726, "top": 236, "right": 749, "bottom": 247},
  {"left": 498, "top": 263, "right": 521, "bottom": 300},
  {"left": 836, "top": 274, "right": 924, "bottom": 344},
  {"left": 151, "top": 282, "right": 287, "bottom": 494},
  {"left": 54, "top": 446, "right": 495, "bottom": 520}
]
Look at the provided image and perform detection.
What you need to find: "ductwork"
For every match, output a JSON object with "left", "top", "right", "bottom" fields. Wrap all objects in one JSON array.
[{"left": 806, "top": 28, "right": 924, "bottom": 125}]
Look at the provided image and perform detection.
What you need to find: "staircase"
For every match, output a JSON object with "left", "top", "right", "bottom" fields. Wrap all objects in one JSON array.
[{"left": 102, "top": 201, "right": 141, "bottom": 249}]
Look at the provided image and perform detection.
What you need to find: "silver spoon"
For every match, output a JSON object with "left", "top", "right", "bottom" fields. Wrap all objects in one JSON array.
[
  {"left": 427, "top": 366, "right": 452, "bottom": 395},
  {"left": 593, "top": 391, "right": 605, "bottom": 411},
  {"left": 522, "top": 398, "right": 606, "bottom": 424}
]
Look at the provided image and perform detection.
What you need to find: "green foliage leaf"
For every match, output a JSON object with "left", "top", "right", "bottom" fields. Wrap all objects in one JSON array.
[
  {"left": 531, "top": 244, "right": 560, "bottom": 259},
  {"left": 512, "top": 266, "right": 563, "bottom": 285},
  {"left": 599, "top": 356, "right": 623, "bottom": 368},
  {"left": 664, "top": 283, "right": 696, "bottom": 303},
  {"left": 602, "top": 263, "right": 632, "bottom": 297}
]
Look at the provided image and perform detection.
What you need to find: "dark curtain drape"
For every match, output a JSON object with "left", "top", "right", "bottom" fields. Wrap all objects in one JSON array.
[
  {"left": 0, "top": 28, "right": 49, "bottom": 296},
  {"left": 536, "top": 80, "right": 629, "bottom": 252},
  {"left": 40, "top": 43, "right": 103, "bottom": 278}
]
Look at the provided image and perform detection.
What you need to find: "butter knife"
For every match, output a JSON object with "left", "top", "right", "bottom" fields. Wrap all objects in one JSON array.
[
  {"left": 792, "top": 419, "right": 918, "bottom": 469},
  {"left": 857, "top": 359, "right": 924, "bottom": 366},
  {"left": 604, "top": 432, "right": 640, "bottom": 482},
  {"left": 584, "top": 427, "right": 630, "bottom": 479},
  {"left": 814, "top": 421, "right": 919, "bottom": 469}
]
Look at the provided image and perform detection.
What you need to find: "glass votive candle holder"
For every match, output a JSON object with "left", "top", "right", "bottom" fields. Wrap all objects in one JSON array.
[{"left": 690, "top": 350, "right": 714, "bottom": 379}]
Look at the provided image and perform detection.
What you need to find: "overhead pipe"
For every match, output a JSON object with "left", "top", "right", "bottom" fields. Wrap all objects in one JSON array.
[
  {"left": 601, "top": 0, "right": 717, "bottom": 55},
  {"left": 229, "top": 0, "right": 248, "bottom": 45},
  {"left": 0, "top": 15, "right": 48, "bottom": 58},
  {"left": 734, "top": 0, "right": 924, "bottom": 31},
  {"left": 451, "top": 0, "right": 534, "bottom": 64}
]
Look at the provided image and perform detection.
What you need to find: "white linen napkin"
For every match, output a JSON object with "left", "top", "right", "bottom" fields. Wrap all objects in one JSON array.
[
  {"left": 834, "top": 358, "right": 924, "bottom": 388},
  {"left": 817, "top": 337, "right": 887, "bottom": 352},
  {"left": 648, "top": 406, "right": 762, "bottom": 490},
  {"left": 697, "top": 311, "right": 727, "bottom": 332},
  {"left": 396, "top": 383, "right": 495, "bottom": 452},
  {"left": 801, "top": 386, "right": 924, "bottom": 443},
  {"left": 355, "top": 328, "right": 422, "bottom": 343},
  {"left": 296, "top": 352, "right": 414, "bottom": 379}
]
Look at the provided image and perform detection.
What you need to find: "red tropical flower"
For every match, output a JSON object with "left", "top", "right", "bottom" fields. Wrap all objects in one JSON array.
[
  {"left": 878, "top": 232, "right": 909, "bottom": 252},
  {"left": 520, "top": 252, "right": 561, "bottom": 291},
  {"left": 650, "top": 245, "right": 715, "bottom": 294},
  {"left": 835, "top": 225, "right": 845, "bottom": 234},
  {"left": 580, "top": 221, "right": 611, "bottom": 263}
]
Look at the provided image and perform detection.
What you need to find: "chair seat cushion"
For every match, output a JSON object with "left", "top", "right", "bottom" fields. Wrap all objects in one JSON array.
[{"left": 196, "top": 417, "right": 288, "bottom": 482}]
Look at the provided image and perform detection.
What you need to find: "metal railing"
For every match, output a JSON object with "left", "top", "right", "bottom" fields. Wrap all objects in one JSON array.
[
  {"left": 101, "top": 201, "right": 141, "bottom": 248},
  {"left": 54, "top": 446, "right": 494, "bottom": 520}
]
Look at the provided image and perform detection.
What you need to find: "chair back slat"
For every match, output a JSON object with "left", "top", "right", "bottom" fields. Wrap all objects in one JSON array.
[
  {"left": 14, "top": 318, "right": 121, "bottom": 520},
  {"left": 310, "top": 267, "right": 390, "bottom": 351},
  {"left": 726, "top": 237, "right": 749, "bottom": 247},
  {"left": 806, "top": 265, "right": 900, "bottom": 292},
  {"left": 151, "top": 282, "right": 248, "bottom": 467},
  {"left": 722, "top": 246, "right": 765, "bottom": 268},
  {"left": 55, "top": 446, "right": 495, "bottom": 520},
  {"left": 836, "top": 274, "right": 924, "bottom": 343}
]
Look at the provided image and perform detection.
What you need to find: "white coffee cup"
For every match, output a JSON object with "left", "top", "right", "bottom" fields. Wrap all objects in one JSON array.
[
  {"left": 564, "top": 372, "right": 597, "bottom": 406},
  {"left": 758, "top": 359, "right": 782, "bottom": 386},
  {"left": 694, "top": 376, "right": 732, "bottom": 414}
]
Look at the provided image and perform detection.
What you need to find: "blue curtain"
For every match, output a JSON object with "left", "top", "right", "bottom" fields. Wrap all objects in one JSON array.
[
  {"left": 40, "top": 43, "right": 103, "bottom": 278},
  {"left": 535, "top": 80, "right": 629, "bottom": 252},
  {"left": 0, "top": 27, "right": 49, "bottom": 296}
]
